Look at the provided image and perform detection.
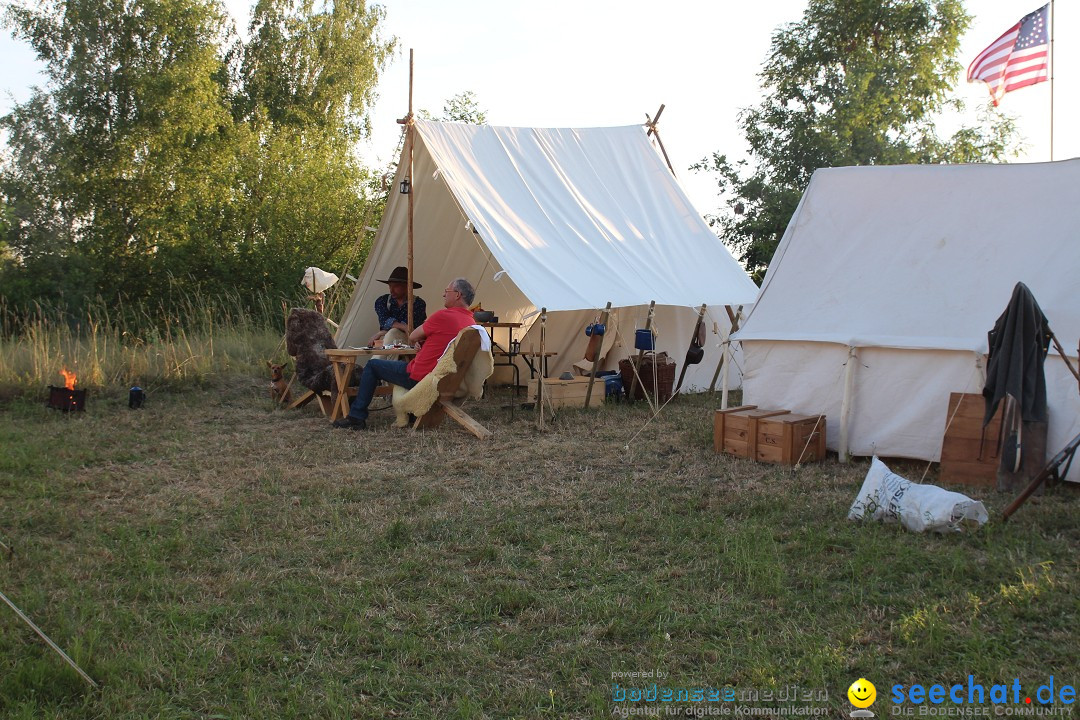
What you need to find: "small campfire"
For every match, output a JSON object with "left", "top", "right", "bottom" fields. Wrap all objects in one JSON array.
[{"left": 47, "top": 368, "right": 87, "bottom": 412}]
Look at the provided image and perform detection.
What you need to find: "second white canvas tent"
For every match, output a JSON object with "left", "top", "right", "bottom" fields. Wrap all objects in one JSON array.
[
  {"left": 735, "top": 160, "right": 1080, "bottom": 480},
  {"left": 337, "top": 120, "right": 759, "bottom": 390}
]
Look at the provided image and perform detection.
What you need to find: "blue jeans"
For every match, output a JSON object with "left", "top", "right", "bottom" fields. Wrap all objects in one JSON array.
[{"left": 348, "top": 358, "right": 418, "bottom": 421}]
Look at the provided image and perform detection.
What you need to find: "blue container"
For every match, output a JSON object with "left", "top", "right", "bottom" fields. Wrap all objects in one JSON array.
[
  {"left": 129, "top": 386, "right": 145, "bottom": 409},
  {"left": 634, "top": 328, "right": 655, "bottom": 351},
  {"left": 603, "top": 375, "right": 624, "bottom": 399}
]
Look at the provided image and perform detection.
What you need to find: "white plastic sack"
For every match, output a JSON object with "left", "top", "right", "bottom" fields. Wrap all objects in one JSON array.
[
  {"left": 300, "top": 267, "right": 340, "bottom": 293},
  {"left": 848, "top": 457, "right": 989, "bottom": 533}
]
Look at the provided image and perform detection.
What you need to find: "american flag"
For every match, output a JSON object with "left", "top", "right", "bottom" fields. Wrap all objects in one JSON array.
[{"left": 967, "top": 4, "right": 1050, "bottom": 106}]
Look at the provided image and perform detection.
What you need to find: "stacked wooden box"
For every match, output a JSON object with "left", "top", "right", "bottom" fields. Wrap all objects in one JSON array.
[
  {"left": 713, "top": 405, "right": 827, "bottom": 465},
  {"left": 938, "top": 392, "right": 1003, "bottom": 488},
  {"left": 527, "top": 377, "right": 592, "bottom": 409}
]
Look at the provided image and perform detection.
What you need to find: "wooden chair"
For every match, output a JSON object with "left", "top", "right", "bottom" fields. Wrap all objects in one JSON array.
[{"left": 397, "top": 328, "right": 494, "bottom": 439}]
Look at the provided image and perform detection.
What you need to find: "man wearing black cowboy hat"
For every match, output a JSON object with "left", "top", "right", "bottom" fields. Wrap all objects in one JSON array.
[{"left": 369, "top": 266, "right": 426, "bottom": 347}]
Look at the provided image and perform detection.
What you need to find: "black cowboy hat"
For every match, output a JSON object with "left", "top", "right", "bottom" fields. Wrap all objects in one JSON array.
[{"left": 378, "top": 266, "right": 422, "bottom": 289}]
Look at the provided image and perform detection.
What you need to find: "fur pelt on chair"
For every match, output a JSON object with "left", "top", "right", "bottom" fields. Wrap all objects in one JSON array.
[
  {"left": 285, "top": 308, "right": 343, "bottom": 393},
  {"left": 392, "top": 329, "right": 494, "bottom": 427}
]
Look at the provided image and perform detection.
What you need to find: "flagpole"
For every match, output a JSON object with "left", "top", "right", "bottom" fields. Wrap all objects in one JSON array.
[{"left": 1050, "top": 0, "right": 1055, "bottom": 160}]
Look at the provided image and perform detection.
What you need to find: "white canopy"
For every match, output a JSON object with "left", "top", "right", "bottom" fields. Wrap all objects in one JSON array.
[
  {"left": 736, "top": 159, "right": 1080, "bottom": 478},
  {"left": 412, "top": 121, "right": 757, "bottom": 310},
  {"left": 337, "top": 120, "right": 757, "bottom": 390},
  {"left": 737, "top": 161, "right": 1080, "bottom": 351}
]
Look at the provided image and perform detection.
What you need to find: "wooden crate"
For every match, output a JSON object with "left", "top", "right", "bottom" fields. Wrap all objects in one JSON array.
[
  {"left": 713, "top": 405, "right": 791, "bottom": 458},
  {"left": 756, "top": 413, "right": 827, "bottom": 465},
  {"left": 527, "top": 377, "right": 592, "bottom": 409},
  {"left": 939, "top": 392, "right": 1003, "bottom": 488}
]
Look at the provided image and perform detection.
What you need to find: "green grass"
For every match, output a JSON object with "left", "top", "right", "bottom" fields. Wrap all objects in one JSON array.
[
  {"left": 0, "top": 291, "right": 292, "bottom": 398},
  {"left": 0, "top": 380, "right": 1077, "bottom": 719}
]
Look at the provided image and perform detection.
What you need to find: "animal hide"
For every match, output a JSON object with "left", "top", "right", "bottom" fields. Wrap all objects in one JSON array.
[
  {"left": 392, "top": 329, "right": 494, "bottom": 427},
  {"left": 286, "top": 308, "right": 343, "bottom": 393}
]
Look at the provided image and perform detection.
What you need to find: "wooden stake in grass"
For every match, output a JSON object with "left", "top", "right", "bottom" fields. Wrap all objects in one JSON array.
[
  {"left": 583, "top": 302, "right": 612, "bottom": 409},
  {"left": 537, "top": 307, "right": 547, "bottom": 430},
  {"left": 627, "top": 301, "right": 656, "bottom": 408},
  {"left": 0, "top": 589, "right": 99, "bottom": 689},
  {"left": 674, "top": 303, "right": 707, "bottom": 395}
]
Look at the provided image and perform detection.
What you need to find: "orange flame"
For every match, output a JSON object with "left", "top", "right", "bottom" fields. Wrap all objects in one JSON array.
[{"left": 60, "top": 368, "right": 77, "bottom": 390}]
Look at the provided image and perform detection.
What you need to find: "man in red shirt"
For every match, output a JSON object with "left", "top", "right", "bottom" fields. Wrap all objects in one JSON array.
[{"left": 333, "top": 277, "right": 477, "bottom": 430}]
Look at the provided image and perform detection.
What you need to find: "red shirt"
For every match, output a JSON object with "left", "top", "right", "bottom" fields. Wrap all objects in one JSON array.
[{"left": 407, "top": 306, "right": 475, "bottom": 381}]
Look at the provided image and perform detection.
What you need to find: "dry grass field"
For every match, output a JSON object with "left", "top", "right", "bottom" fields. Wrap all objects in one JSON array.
[{"left": 1, "top": 377, "right": 1078, "bottom": 719}]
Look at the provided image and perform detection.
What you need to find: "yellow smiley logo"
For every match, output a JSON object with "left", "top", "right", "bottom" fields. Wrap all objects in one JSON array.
[{"left": 848, "top": 678, "right": 876, "bottom": 708}]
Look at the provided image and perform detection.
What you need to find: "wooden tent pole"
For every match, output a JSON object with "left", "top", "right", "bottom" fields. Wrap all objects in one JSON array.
[
  {"left": 839, "top": 346, "right": 858, "bottom": 463},
  {"left": 720, "top": 339, "right": 732, "bottom": 410},
  {"left": 675, "top": 304, "right": 707, "bottom": 395},
  {"left": 709, "top": 305, "right": 740, "bottom": 394},
  {"left": 645, "top": 104, "right": 676, "bottom": 177},
  {"left": 406, "top": 49, "right": 416, "bottom": 334},
  {"left": 627, "top": 301, "right": 656, "bottom": 404},
  {"left": 537, "top": 308, "right": 547, "bottom": 429},
  {"left": 583, "top": 302, "right": 612, "bottom": 409},
  {"left": 1049, "top": 332, "right": 1080, "bottom": 385}
]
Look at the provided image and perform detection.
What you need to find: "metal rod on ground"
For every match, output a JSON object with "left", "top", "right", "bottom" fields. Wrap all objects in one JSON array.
[
  {"left": 537, "top": 308, "right": 547, "bottom": 430},
  {"left": 627, "top": 301, "right": 656, "bottom": 404},
  {"left": 675, "top": 303, "right": 707, "bottom": 395},
  {"left": 839, "top": 345, "right": 858, "bottom": 463},
  {"left": 584, "top": 302, "right": 612, "bottom": 409},
  {"left": 0, "top": 589, "right": 98, "bottom": 688},
  {"left": 710, "top": 305, "right": 740, "bottom": 395}
]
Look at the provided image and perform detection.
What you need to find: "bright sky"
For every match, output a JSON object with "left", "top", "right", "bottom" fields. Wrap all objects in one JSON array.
[{"left": 1, "top": 0, "right": 1075, "bottom": 216}]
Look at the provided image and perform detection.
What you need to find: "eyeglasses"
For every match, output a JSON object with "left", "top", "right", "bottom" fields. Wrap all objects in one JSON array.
[{"left": 443, "top": 288, "right": 460, "bottom": 296}]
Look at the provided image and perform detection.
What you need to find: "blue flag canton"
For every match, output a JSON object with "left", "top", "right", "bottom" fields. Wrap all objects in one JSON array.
[{"left": 1017, "top": 5, "right": 1049, "bottom": 49}]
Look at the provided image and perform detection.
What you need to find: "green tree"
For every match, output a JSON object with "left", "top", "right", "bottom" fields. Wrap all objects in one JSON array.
[
  {"left": 694, "top": 0, "right": 1018, "bottom": 279},
  {"left": 236, "top": 0, "right": 392, "bottom": 136},
  {"left": 0, "top": 0, "right": 394, "bottom": 319},
  {"left": 1, "top": 0, "right": 236, "bottom": 307},
  {"left": 419, "top": 90, "right": 488, "bottom": 124},
  {"left": 228, "top": 0, "right": 394, "bottom": 292}
]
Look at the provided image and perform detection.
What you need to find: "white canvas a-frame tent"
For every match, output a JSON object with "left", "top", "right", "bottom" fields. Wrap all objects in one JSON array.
[
  {"left": 734, "top": 160, "right": 1080, "bottom": 481},
  {"left": 337, "top": 119, "right": 759, "bottom": 390}
]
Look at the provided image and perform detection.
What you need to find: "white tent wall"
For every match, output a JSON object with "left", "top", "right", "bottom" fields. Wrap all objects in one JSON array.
[
  {"left": 337, "top": 120, "right": 758, "bottom": 394},
  {"left": 509, "top": 303, "right": 746, "bottom": 392},
  {"left": 737, "top": 160, "right": 1080, "bottom": 481},
  {"left": 337, "top": 140, "right": 535, "bottom": 343}
]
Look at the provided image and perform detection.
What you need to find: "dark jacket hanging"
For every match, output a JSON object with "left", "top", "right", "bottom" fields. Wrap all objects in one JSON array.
[{"left": 982, "top": 282, "right": 1051, "bottom": 428}]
